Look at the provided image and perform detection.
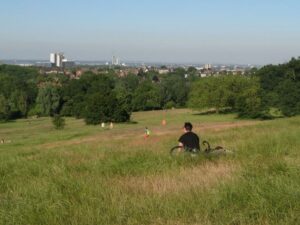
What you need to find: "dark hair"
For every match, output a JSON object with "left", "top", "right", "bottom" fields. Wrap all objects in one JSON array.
[{"left": 184, "top": 122, "right": 193, "bottom": 131}]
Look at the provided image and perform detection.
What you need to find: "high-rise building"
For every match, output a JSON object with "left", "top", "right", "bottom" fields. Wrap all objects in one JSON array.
[
  {"left": 50, "top": 53, "right": 56, "bottom": 66},
  {"left": 50, "top": 52, "right": 74, "bottom": 68},
  {"left": 204, "top": 64, "right": 212, "bottom": 70},
  {"left": 56, "top": 53, "right": 64, "bottom": 67},
  {"left": 112, "top": 56, "right": 120, "bottom": 66}
]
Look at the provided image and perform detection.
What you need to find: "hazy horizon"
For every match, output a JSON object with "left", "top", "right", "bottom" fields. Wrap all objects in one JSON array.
[
  {"left": 1, "top": 0, "right": 300, "bottom": 65},
  {"left": 0, "top": 58, "right": 271, "bottom": 66}
]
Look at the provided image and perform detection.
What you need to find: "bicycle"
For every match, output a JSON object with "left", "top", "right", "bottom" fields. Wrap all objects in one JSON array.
[
  {"left": 169, "top": 146, "right": 200, "bottom": 157},
  {"left": 202, "top": 140, "right": 233, "bottom": 155},
  {"left": 170, "top": 140, "right": 233, "bottom": 157}
]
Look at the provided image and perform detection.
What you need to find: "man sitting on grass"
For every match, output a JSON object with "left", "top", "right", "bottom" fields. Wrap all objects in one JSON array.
[{"left": 178, "top": 122, "right": 200, "bottom": 153}]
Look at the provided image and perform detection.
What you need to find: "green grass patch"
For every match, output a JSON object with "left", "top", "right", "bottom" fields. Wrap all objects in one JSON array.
[{"left": 0, "top": 110, "right": 299, "bottom": 224}]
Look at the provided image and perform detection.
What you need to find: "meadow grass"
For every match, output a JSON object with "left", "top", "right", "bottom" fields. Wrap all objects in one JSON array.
[{"left": 0, "top": 109, "right": 299, "bottom": 225}]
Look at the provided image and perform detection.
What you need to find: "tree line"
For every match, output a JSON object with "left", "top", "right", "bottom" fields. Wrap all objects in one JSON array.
[
  {"left": 189, "top": 57, "right": 300, "bottom": 118},
  {"left": 0, "top": 65, "right": 191, "bottom": 124},
  {"left": 1, "top": 57, "right": 300, "bottom": 124}
]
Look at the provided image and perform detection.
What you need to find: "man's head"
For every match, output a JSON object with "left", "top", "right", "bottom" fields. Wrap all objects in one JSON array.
[{"left": 183, "top": 122, "right": 193, "bottom": 132}]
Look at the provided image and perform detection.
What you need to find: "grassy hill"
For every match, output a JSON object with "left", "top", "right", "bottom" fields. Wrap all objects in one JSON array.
[{"left": 0, "top": 109, "right": 299, "bottom": 225}]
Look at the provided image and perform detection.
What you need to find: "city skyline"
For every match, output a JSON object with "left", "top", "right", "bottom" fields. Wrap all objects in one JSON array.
[{"left": 1, "top": 0, "right": 300, "bottom": 64}]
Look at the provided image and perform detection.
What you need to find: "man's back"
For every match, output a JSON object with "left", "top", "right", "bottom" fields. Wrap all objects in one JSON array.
[{"left": 178, "top": 131, "right": 200, "bottom": 150}]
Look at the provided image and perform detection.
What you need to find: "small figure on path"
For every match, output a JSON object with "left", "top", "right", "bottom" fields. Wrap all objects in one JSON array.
[{"left": 144, "top": 127, "right": 151, "bottom": 138}]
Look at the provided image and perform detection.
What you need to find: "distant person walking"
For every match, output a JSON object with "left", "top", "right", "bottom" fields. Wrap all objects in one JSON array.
[
  {"left": 144, "top": 127, "right": 151, "bottom": 138},
  {"left": 109, "top": 122, "right": 114, "bottom": 129}
]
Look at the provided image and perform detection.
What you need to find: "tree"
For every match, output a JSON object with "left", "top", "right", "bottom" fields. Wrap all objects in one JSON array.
[
  {"left": 236, "top": 84, "right": 262, "bottom": 118},
  {"left": 112, "top": 106, "right": 130, "bottom": 122},
  {"left": 84, "top": 91, "right": 130, "bottom": 125},
  {"left": 0, "top": 66, "right": 38, "bottom": 118},
  {"left": 188, "top": 75, "right": 262, "bottom": 117},
  {"left": 0, "top": 95, "right": 10, "bottom": 121},
  {"left": 114, "top": 74, "right": 139, "bottom": 113},
  {"left": 188, "top": 77, "right": 230, "bottom": 113},
  {"left": 160, "top": 75, "right": 189, "bottom": 108},
  {"left": 276, "top": 79, "right": 300, "bottom": 116},
  {"left": 9, "top": 91, "right": 28, "bottom": 118},
  {"left": 256, "top": 58, "right": 300, "bottom": 117},
  {"left": 132, "top": 81, "right": 162, "bottom": 111},
  {"left": 85, "top": 93, "right": 113, "bottom": 125},
  {"left": 35, "top": 84, "right": 61, "bottom": 116},
  {"left": 187, "top": 66, "right": 197, "bottom": 74},
  {"left": 173, "top": 68, "right": 186, "bottom": 77}
]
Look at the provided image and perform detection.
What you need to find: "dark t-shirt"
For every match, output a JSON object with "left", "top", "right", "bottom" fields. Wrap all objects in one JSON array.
[{"left": 178, "top": 131, "right": 200, "bottom": 150}]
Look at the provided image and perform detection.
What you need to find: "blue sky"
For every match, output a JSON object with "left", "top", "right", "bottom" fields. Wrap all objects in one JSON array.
[{"left": 1, "top": 0, "right": 300, "bottom": 64}]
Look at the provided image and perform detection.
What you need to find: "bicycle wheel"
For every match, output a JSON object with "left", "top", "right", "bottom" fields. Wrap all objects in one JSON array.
[
  {"left": 170, "top": 146, "right": 184, "bottom": 156},
  {"left": 206, "top": 148, "right": 234, "bottom": 156}
]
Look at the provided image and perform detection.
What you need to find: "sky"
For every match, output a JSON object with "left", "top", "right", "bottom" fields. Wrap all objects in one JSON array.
[{"left": 1, "top": 0, "right": 300, "bottom": 64}]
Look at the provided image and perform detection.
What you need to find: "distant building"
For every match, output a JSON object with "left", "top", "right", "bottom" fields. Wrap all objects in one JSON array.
[
  {"left": 112, "top": 56, "right": 120, "bottom": 66},
  {"left": 18, "top": 64, "right": 33, "bottom": 67},
  {"left": 35, "top": 62, "right": 52, "bottom": 67},
  {"left": 50, "top": 53, "right": 75, "bottom": 68},
  {"left": 158, "top": 69, "right": 169, "bottom": 74},
  {"left": 204, "top": 64, "right": 212, "bottom": 70},
  {"left": 50, "top": 53, "right": 56, "bottom": 65},
  {"left": 62, "top": 59, "right": 75, "bottom": 68},
  {"left": 50, "top": 52, "right": 64, "bottom": 67}
]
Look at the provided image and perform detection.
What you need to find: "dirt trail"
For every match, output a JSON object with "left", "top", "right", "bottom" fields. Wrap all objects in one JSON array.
[
  {"left": 153, "top": 121, "right": 259, "bottom": 136},
  {"left": 40, "top": 120, "right": 260, "bottom": 149}
]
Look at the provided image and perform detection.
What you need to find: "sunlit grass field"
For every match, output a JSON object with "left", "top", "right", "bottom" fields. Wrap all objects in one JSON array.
[{"left": 0, "top": 109, "right": 299, "bottom": 225}]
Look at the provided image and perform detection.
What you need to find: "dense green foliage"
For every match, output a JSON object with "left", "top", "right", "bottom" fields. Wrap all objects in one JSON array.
[
  {"left": 0, "top": 65, "right": 192, "bottom": 124},
  {"left": 188, "top": 76, "right": 263, "bottom": 118},
  {"left": 257, "top": 57, "right": 300, "bottom": 116},
  {"left": 0, "top": 65, "right": 38, "bottom": 120},
  {"left": 35, "top": 84, "right": 61, "bottom": 116},
  {"left": 1, "top": 57, "right": 300, "bottom": 122},
  {"left": 160, "top": 75, "right": 190, "bottom": 108},
  {"left": 59, "top": 70, "right": 192, "bottom": 124},
  {"left": 189, "top": 57, "right": 300, "bottom": 118}
]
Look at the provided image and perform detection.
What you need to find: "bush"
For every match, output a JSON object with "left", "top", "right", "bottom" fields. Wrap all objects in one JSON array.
[
  {"left": 84, "top": 93, "right": 111, "bottom": 125},
  {"left": 165, "top": 101, "right": 176, "bottom": 109},
  {"left": 112, "top": 107, "right": 131, "bottom": 122},
  {"left": 236, "top": 85, "right": 263, "bottom": 118},
  {"left": 84, "top": 92, "right": 131, "bottom": 125},
  {"left": 52, "top": 114, "right": 65, "bottom": 130},
  {"left": 27, "top": 105, "right": 42, "bottom": 118}
]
